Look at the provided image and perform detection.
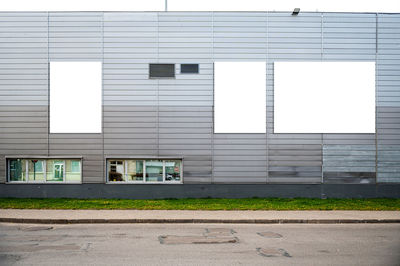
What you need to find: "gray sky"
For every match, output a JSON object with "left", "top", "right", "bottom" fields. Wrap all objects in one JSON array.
[{"left": 0, "top": 0, "right": 399, "bottom": 13}]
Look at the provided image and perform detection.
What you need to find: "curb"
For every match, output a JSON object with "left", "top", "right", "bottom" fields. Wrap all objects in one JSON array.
[{"left": 1, "top": 218, "right": 400, "bottom": 224}]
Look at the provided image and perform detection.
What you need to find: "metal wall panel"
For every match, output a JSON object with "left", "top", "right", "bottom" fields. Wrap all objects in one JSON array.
[
  {"left": 376, "top": 14, "right": 400, "bottom": 182},
  {"left": 318, "top": 13, "right": 378, "bottom": 183},
  {"left": 0, "top": 12, "right": 399, "bottom": 185},
  {"left": 0, "top": 12, "right": 48, "bottom": 106},
  {"left": 323, "top": 145, "right": 376, "bottom": 183},
  {"left": 48, "top": 12, "right": 103, "bottom": 183},
  {"left": 212, "top": 12, "right": 267, "bottom": 183},
  {"left": 103, "top": 12, "right": 158, "bottom": 106},
  {"left": 0, "top": 12, "right": 49, "bottom": 182},
  {"left": 267, "top": 12, "right": 322, "bottom": 183}
]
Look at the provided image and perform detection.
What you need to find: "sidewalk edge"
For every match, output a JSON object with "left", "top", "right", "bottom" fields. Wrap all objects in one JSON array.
[{"left": 1, "top": 218, "right": 400, "bottom": 224}]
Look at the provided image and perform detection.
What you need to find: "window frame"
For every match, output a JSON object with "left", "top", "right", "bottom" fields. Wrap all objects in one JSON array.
[
  {"left": 106, "top": 157, "right": 183, "bottom": 184},
  {"left": 5, "top": 156, "right": 82, "bottom": 184}
]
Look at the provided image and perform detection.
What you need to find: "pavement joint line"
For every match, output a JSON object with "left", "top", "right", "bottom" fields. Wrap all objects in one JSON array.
[{"left": 1, "top": 218, "right": 400, "bottom": 224}]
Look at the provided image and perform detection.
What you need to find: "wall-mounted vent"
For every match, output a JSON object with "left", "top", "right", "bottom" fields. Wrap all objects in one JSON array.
[
  {"left": 149, "top": 64, "right": 175, "bottom": 78},
  {"left": 181, "top": 64, "right": 199, "bottom": 74}
]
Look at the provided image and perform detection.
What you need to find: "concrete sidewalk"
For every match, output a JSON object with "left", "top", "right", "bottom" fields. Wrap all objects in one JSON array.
[{"left": 0, "top": 209, "right": 399, "bottom": 224}]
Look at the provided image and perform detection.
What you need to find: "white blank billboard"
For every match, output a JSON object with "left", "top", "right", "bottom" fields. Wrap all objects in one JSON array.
[
  {"left": 214, "top": 62, "right": 266, "bottom": 133},
  {"left": 50, "top": 62, "right": 102, "bottom": 133},
  {"left": 274, "top": 62, "right": 375, "bottom": 133}
]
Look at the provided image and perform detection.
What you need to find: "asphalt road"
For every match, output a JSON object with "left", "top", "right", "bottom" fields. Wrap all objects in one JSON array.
[{"left": 0, "top": 223, "right": 399, "bottom": 266}]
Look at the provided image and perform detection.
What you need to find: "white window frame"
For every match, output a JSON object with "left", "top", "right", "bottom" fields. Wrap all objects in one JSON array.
[{"left": 6, "top": 157, "right": 82, "bottom": 184}]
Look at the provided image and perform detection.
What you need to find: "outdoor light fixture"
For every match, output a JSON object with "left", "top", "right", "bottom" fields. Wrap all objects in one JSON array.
[{"left": 292, "top": 8, "right": 300, "bottom": 16}]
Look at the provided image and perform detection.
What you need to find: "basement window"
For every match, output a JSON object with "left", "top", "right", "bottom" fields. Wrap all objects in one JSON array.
[
  {"left": 107, "top": 159, "right": 182, "bottom": 183},
  {"left": 181, "top": 64, "right": 199, "bottom": 74},
  {"left": 149, "top": 64, "right": 175, "bottom": 78},
  {"left": 7, "top": 158, "right": 82, "bottom": 183}
]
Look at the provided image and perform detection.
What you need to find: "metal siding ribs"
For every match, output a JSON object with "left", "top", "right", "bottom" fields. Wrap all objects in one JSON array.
[{"left": 0, "top": 12, "right": 399, "bottom": 184}]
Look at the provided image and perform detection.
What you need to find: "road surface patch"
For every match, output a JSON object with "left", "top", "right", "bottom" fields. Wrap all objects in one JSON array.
[{"left": 257, "top": 247, "right": 291, "bottom": 257}]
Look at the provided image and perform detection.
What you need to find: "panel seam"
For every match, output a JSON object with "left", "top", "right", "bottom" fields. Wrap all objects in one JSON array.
[
  {"left": 47, "top": 12, "right": 50, "bottom": 157},
  {"left": 157, "top": 12, "right": 160, "bottom": 158},
  {"left": 266, "top": 11, "right": 269, "bottom": 184},
  {"left": 211, "top": 11, "right": 214, "bottom": 184},
  {"left": 375, "top": 13, "right": 378, "bottom": 183},
  {"left": 321, "top": 13, "right": 324, "bottom": 185},
  {"left": 102, "top": 12, "right": 105, "bottom": 183}
]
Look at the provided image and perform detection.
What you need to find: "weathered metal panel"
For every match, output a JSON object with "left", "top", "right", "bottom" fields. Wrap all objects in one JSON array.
[
  {"left": 376, "top": 14, "right": 400, "bottom": 182},
  {"left": 322, "top": 145, "right": 376, "bottom": 184}
]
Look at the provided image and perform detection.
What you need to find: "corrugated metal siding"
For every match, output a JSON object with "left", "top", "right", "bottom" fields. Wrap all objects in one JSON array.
[
  {"left": 103, "top": 12, "right": 159, "bottom": 171},
  {"left": 267, "top": 12, "right": 322, "bottom": 183},
  {"left": 0, "top": 12, "right": 48, "bottom": 182},
  {"left": 158, "top": 13, "right": 213, "bottom": 183},
  {"left": 377, "top": 14, "right": 400, "bottom": 183},
  {"left": 0, "top": 12, "right": 48, "bottom": 106},
  {"left": 213, "top": 12, "right": 267, "bottom": 183},
  {"left": 321, "top": 13, "right": 377, "bottom": 183},
  {"left": 0, "top": 11, "right": 399, "bottom": 184},
  {"left": 48, "top": 12, "right": 103, "bottom": 183},
  {"left": 323, "top": 145, "right": 376, "bottom": 183}
]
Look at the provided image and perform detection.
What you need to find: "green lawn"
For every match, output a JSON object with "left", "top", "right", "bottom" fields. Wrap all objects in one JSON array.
[{"left": 0, "top": 198, "right": 399, "bottom": 210}]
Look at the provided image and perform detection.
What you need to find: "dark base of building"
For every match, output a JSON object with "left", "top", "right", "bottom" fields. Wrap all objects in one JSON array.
[{"left": 1, "top": 184, "right": 400, "bottom": 199}]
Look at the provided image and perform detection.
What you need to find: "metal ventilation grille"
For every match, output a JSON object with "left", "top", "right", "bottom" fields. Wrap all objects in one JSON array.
[
  {"left": 149, "top": 64, "right": 175, "bottom": 78},
  {"left": 181, "top": 64, "right": 199, "bottom": 74}
]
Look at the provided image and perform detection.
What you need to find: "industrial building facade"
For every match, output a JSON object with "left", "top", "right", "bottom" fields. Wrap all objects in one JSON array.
[{"left": 0, "top": 11, "right": 399, "bottom": 198}]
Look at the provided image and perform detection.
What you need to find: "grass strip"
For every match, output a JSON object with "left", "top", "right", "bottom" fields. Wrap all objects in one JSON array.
[{"left": 0, "top": 198, "right": 399, "bottom": 210}]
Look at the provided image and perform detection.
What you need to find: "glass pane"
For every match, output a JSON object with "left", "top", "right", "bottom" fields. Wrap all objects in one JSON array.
[
  {"left": 108, "top": 160, "right": 125, "bottom": 182},
  {"left": 28, "top": 160, "right": 45, "bottom": 182},
  {"left": 145, "top": 160, "right": 163, "bottom": 182},
  {"left": 165, "top": 160, "right": 181, "bottom": 182},
  {"left": 9, "top": 159, "right": 26, "bottom": 181},
  {"left": 66, "top": 160, "right": 81, "bottom": 182},
  {"left": 46, "top": 160, "right": 64, "bottom": 182},
  {"left": 126, "top": 160, "right": 144, "bottom": 181}
]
